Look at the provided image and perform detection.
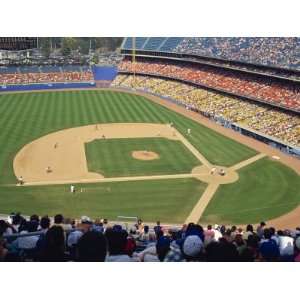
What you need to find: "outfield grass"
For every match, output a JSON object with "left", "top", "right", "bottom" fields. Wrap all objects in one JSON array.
[
  {"left": 0, "top": 178, "right": 206, "bottom": 223},
  {"left": 85, "top": 137, "right": 201, "bottom": 177},
  {"left": 200, "top": 157, "right": 300, "bottom": 224}
]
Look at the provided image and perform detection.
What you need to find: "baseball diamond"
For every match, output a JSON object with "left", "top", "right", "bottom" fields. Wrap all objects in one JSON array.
[{"left": 0, "top": 89, "right": 299, "bottom": 227}]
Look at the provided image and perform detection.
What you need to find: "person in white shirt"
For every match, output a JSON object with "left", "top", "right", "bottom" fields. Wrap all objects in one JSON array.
[
  {"left": 277, "top": 230, "right": 294, "bottom": 257},
  {"left": 15, "top": 221, "right": 39, "bottom": 250},
  {"left": 70, "top": 185, "right": 75, "bottom": 193}
]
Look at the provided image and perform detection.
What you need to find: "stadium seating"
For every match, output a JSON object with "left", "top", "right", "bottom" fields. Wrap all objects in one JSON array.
[
  {"left": 1, "top": 213, "right": 299, "bottom": 262},
  {"left": 159, "top": 37, "right": 184, "bottom": 52},
  {"left": 0, "top": 65, "right": 94, "bottom": 85},
  {"left": 111, "top": 74, "right": 300, "bottom": 147},
  {"left": 122, "top": 37, "right": 183, "bottom": 52},
  {"left": 122, "top": 37, "right": 300, "bottom": 71},
  {"left": 118, "top": 59, "right": 300, "bottom": 111},
  {"left": 174, "top": 38, "right": 300, "bottom": 71}
]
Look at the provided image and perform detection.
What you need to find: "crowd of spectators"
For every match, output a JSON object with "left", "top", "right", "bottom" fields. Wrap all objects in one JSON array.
[
  {"left": 0, "top": 66, "right": 94, "bottom": 85},
  {"left": 118, "top": 59, "right": 300, "bottom": 111},
  {"left": 1, "top": 213, "right": 300, "bottom": 262},
  {"left": 112, "top": 74, "right": 300, "bottom": 146},
  {"left": 186, "top": 57, "right": 300, "bottom": 81},
  {"left": 174, "top": 38, "right": 300, "bottom": 71}
]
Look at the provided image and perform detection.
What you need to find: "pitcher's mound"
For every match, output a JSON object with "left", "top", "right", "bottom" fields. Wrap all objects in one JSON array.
[{"left": 132, "top": 150, "right": 159, "bottom": 161}]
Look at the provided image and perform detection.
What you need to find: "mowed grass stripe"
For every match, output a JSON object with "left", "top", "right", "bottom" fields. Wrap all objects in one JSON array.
[
  {"left": 132, "top": 94, "right": 164, "bottom": 123},
  {"left": 108, "top": 92, "right": 132, "bottom": 123},
  {"left": 123, "top": 94, "right": 153, "bottom": 123},
  {"left": 138, "top": 96, "right": 168, "bottom": 124}
]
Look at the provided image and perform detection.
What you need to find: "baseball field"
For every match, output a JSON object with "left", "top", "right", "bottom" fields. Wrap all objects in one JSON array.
[{"left": 0, "top": 89, "right": 299, "bottom": 226}]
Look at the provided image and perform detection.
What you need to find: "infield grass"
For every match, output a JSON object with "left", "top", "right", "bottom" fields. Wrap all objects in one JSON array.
[{"left": 85, "top": 137, "right": 201, "bottom": 177}]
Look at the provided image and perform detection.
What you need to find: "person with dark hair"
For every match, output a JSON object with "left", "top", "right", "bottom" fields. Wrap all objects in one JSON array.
[
  {"left": 35, "top": 216, "right": 51, "bottom": 259},
  {"left": 139, "top": 225, "right": 150, "bottom": 242},
  {"left": 206, "top": 238, "right": 239, "bottom": 262},
  {"left": 53, "top": 214, "right": 71, "bottom": 231},
  {"left": 136, "top": 218, "right": 144, "bottom": 234},
  {"left": 54, "top": 214, "right": 63, "bottom": 224},
  {"left": 258, "top": 228, "right": 280, "bottom": 261},
  {"left": 233, "top": 234, "right": 246, "bottom": 255},
  {"left": 0, "top": 220, "right": 14, "bottom": 236},
  {"left": 40, "top": 216, "right": 51, "bottom": 233},
  {"left": 92, "top": 218, "right": 104, "bottom": 233},
  {"left": 39, "top": 226, "right": 68, "bottom": 261},
  {"left": 243, "top": 224, "right": 254, "bottom": 241},
  {"left": 30, "top": 214, "right": 40, "bottom": 223},
  {"left": 12, "top": 213, "right": 23, "bottom": 232},
  {"left": 124, "top": 236, "right": 137, "bottom": 258},
  {"left": 204, "top": 224, "right": 215, "bottom": 245},
  {"left": 15, "top": 220, "right": 39, "bottom": 250},
  {"left": 154, "top": 221, "right": 162, "bottom": 237},
  {"left": 105, "top": 228, "right": 135, "bottom": 262},
  {"left": 220, "top": 225, "right": 226, "bottom": 236},
  {"left": 156, "top": 236, "right": 171, "bottom": 262},
  {"left": 246, "top": 233, "right": 260, "bottom": 260},
  {"left": 270, "top": 227, "right": 279, "bottom": 245},
  {"left": 256, "top": 221, "right": 266, "bottom": 238},
  {"left": 77, "top": 231, "right": 107, "bottom": 262}
]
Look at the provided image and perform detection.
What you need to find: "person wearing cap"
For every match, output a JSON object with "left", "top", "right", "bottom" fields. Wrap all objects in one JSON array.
[{"left": 182, "top": 235, "right": 204, "bottom": 261}]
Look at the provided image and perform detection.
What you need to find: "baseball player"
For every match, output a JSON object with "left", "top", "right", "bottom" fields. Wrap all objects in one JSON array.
[
  {"left": 70, "top": 185, "right": 75, "bottom": 193},
  {"left": 18, "top": 176, "right": 24, "bottom": 186}
]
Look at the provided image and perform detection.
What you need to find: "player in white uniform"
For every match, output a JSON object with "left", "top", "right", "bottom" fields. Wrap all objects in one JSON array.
[{"left": 70, "top": 185, "right": 75, "bottom": 193}]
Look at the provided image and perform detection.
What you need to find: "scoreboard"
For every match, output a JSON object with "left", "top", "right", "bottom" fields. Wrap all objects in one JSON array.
[{"left": 0, "top": 37, "right": 37, "bottom": 50}]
